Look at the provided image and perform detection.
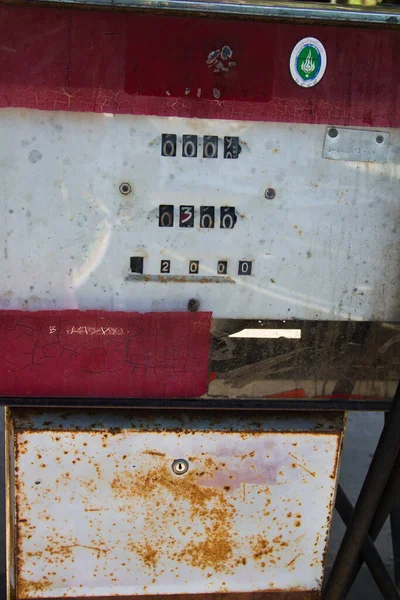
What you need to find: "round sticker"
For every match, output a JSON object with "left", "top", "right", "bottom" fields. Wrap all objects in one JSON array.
[{"left": 290, "top": 37, "right": 327, "bottom": 88}]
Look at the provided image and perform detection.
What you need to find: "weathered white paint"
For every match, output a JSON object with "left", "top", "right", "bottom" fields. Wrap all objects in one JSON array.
[
  {"left": 11, "top": 410, "right": 343, "bottom": 598},
  {"left": 0, "top": 108, "right": 398, "bottom": 320}
]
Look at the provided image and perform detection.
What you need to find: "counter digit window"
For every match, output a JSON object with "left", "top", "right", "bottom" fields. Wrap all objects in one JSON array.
[
  {"left": 160, "top": 260, "right": 171, "bottom": 273},
  {"left": 238, "top": 261, "right": 252, "bottom": 276},
  {"left": 217, "top": 261, "right": 228, "bottom": 275},
  {"left": 161, "top": 134, "right": 177, "bottom": 157},
  {"left": 130, "top": 257, "right": 144, "bottom": 274},
  {"left": 220, "top": 207, "right": 237, "bottom": 229},
  {"left": 203, "top": 136, "right": 218, "bottom": 158},
  {"left": 180, "top": 206, "right": 195, "bottom": 227},
  {"left": 200, "top": 206, "right": 215, "bottom": 228},
  {"left": 189, "top": 261, "right": 199, "bottom": 274},
  {"left": 159, "top": 205, "right": 174, "bottom": 227},
  {"left": 224, "top": 137, "right": 240, "bottom": 159},
  {"left": 182, "top": 135, "right": 198, "bottom": 157}
]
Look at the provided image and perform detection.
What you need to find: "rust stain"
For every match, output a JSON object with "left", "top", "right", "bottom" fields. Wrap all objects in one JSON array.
[
  {"left": 18, "top": 576, "right": 53, "bottom": 596},
  {"left": 251, "top": 535, "right": 272, "bottom": 560},
  {"left": 286, "top": 554, "right": 302, "bottom": 568},
  {"left": 135, "top": 541, "right": 159, "bottom": 569},
  {"left": 288, "top": 453, "right": 316, "bottom": 478},
  {"left": 139, "top": 274, "right": 235, "bottom": 284},
  {"left": 179, "top": 520, "right": 233, "bottom": 572},
  {"left": 111, "top": 461, "right": 236, "bottom": 573},
  {"left": 272, "top": 535, "right": 289, "bottom": 548},
  {"left": 108, "top": 427, "right": 122, "bottom": 435},
  {"left": 330, "top": 434, "right": 342, "bottom": 480},
  {"left": 143, "top": 451, "right": 166, "bottom": 457}
]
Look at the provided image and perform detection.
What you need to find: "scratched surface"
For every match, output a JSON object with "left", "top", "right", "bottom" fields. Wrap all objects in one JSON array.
[
  {"left": 0, "top": 311, "right": 211, "bottom": 398},
  {"left": 208, "top": 321, "right": 400, "bottom": 400},
  {"left": 0, "top": 6, "right": 399, "bottom": 127},
  {"left": 9, "top": 409, "right": 344, "bottom": 598}
]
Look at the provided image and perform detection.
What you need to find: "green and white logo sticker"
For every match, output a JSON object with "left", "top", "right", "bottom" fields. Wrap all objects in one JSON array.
[{"left": 290, "top": 37, "right": 327, "bottom": 88}]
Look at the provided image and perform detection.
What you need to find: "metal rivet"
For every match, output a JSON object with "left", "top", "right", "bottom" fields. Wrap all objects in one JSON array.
[
  {"left": 119, "top": 182, "right": 132, "bottom": 195},
  {"left": 188, "top": 298, "right": 200, "bottom": 312},
  {"left": 172, "top": 459, "right": 189, "bottom": 475},
  {"left": 328, "top": 128, "right": 339, "bottom": 139},
  {"left": 265, "top": 188, "right": 276, "bottom": 200},
  {"left": 376, "top": 135, "right": 384, "bottom": 144}
]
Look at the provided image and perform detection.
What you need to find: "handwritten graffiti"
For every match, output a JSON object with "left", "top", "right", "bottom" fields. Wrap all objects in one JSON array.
[{"left": 49, "top": 325, "right": 126, "bottom": 336}]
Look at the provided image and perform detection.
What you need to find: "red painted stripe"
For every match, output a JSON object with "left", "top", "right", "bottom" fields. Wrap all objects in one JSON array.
[
  {"left": 0, "top": 310, "right": 211, "bottom": 398},
  {"left": 0, "top": 6, "right": 399, "bottom": 126}
]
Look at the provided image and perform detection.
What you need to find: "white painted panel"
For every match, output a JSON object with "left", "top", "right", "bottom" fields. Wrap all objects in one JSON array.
[
  {"left": 13, "top": 411, "right": 342, "bottom": 598},
  {"left": 0, "top": 108, "right": 398, "bottom": 320}
]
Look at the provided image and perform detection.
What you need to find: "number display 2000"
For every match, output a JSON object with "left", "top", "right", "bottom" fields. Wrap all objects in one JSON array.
[{"left": 130, "top": 257, "right": 253, "bottom": 276}]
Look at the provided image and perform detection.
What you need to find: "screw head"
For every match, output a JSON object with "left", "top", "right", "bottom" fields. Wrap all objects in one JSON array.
[
  {"left": 376, "top": 135, "right": 384, "bottom": 144},
  {"left": 172, "top": 459, "right": 189, "bottom": 475},
  {"left": 328, "top": 128, "right": 339, "bottom": 139},
  {"left": 265, "top": 188, "right": 276, "bottom": 200},
  {"left": 119, "top": 182, "right": 132, "bottom": 195},
  {"left": 188, "top": 298, "right": 200, "bottom": 312}
]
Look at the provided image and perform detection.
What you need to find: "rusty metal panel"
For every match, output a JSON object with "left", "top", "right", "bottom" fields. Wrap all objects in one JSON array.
[{"left": 8, "top": 409, "right": 344, "bottom": 599}]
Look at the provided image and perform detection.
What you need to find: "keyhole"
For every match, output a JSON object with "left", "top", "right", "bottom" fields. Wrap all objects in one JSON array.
[{"left": 172, "top": 459, "right": 189, "bottom": 475}]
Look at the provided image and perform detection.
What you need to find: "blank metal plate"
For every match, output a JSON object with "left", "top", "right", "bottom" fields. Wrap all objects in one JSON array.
[{"left": 322, "top": 127, "right": 389, "bottom": 163}]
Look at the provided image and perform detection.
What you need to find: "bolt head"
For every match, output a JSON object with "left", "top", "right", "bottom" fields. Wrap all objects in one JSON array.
[
  {"left": 119, "top": 182, "right": 132, "bottom": 195},
  {"left": 188, "top": 298, "right": 200, "bottom": 312}
]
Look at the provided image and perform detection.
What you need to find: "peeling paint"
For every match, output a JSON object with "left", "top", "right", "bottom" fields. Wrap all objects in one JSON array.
[{"left": 207, "top": 45, "right": 236, "bottom": 74}]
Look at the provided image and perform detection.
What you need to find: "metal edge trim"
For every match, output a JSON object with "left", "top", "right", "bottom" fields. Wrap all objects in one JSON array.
[
  {"left": 9, "top": 409, "right": 346, "bottom": 434},
  {"left": 320, "top": 412, "right": 348, "bottom": 572},
  {"left": 5, "top": 407, "right": 15, "bottom": 600},
  {"left": 1, "top": 0, "right": 400, "bottom": 25},
  {"left": 8, "top": 593, "right": 321, "bottom": 600},
  {"left": 0, "top": 398, "right": 393, "bottom": 411}
]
